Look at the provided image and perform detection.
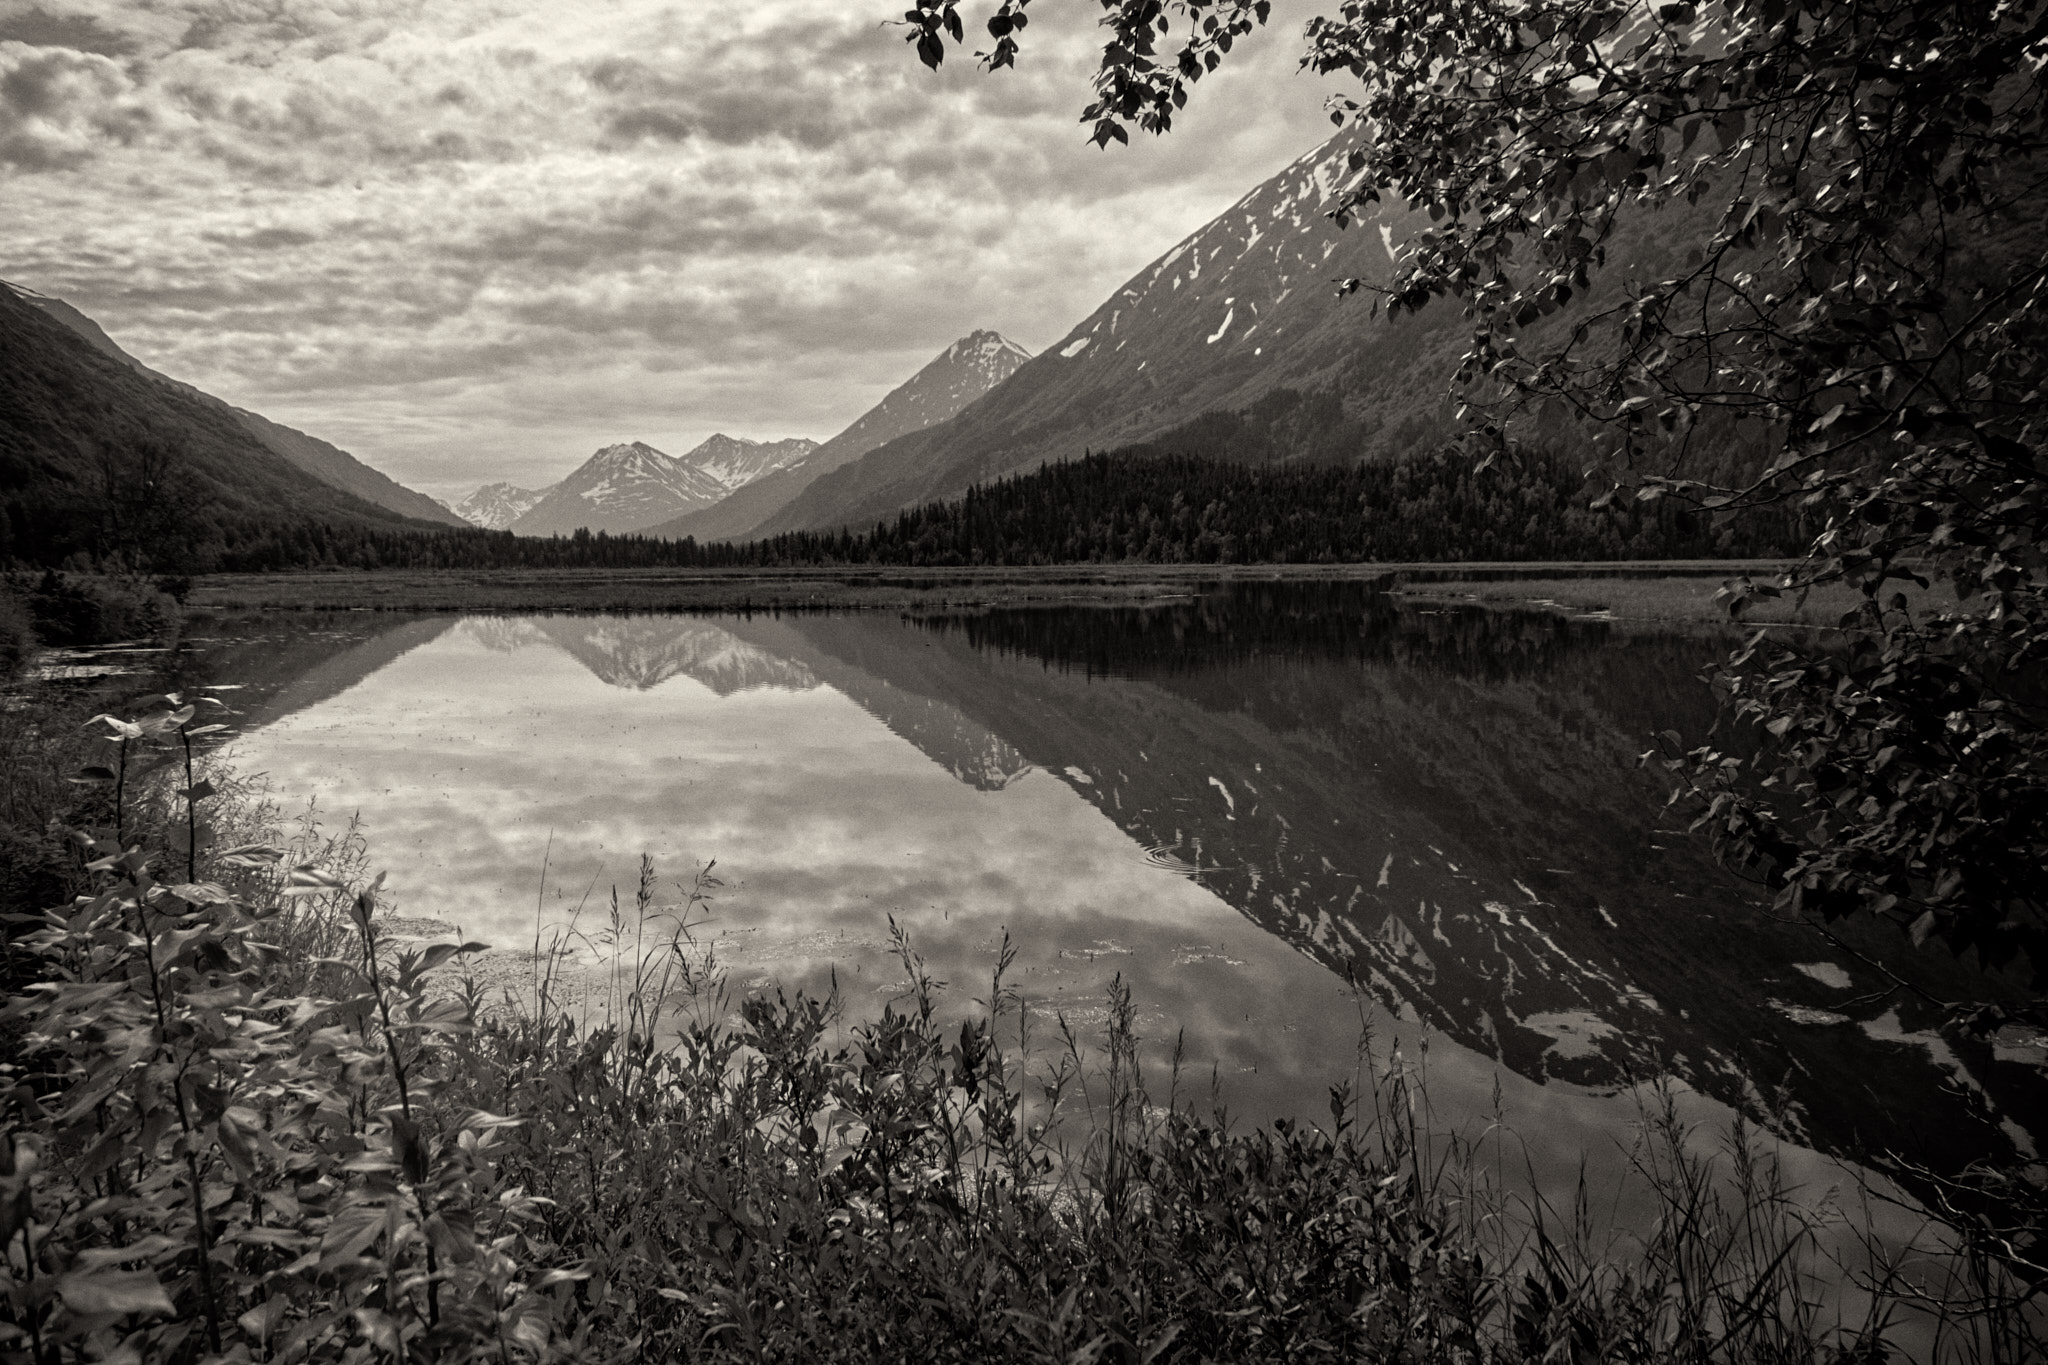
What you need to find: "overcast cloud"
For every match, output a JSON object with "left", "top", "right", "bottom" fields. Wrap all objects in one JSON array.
[{"left": 0, "top": 0, "right": 1345, "bottom": 497}]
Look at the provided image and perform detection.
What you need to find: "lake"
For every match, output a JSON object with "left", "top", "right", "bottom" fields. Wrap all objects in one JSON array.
[{"left": 135, "top": 582, "right": 2041, "bottom": 1199}]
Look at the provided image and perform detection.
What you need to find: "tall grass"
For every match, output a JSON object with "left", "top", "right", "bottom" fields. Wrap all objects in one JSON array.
[
  {"left": 1, "top": 694, "right": 2040, "bottom": 1362},
  {"left": 1391, "top": 575, "right": 1961, "bottom": 628}
]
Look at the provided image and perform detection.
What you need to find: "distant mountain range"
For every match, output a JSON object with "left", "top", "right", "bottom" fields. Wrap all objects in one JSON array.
[
  {"left": 492, "top": 435, "right": 819, "bottom": 537},
  {"left": 3, "top": 282, "right": 468, "bottom": 528},
  {"left": 748, "top": 132, "right": 1772, "bottom": 542},
  {"left": 524, "top": 616, "right": 818, "bottom": 693},
  {"left": 438, "top": 129, "right": 1713, "bottom": 549},
  {"left": 643, "top": 331, "right": 1032, "bottom": 544},
  {"left": 682, "top": 433, "right": 824, "bottom": 492},
  {"left": 447, "top": 333, "right": 1030, "bottom": 542},
  {"left": 1, "top": 130, "right": 1443, "bottom": 563}
]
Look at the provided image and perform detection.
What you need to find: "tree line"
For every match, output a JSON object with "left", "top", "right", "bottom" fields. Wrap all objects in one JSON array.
[
  {"left": 813, "top": 447, "right": 1796, "bottom": 566},
  {"left": 10, "top": 445, "right": 1801, "bottom": 575}
]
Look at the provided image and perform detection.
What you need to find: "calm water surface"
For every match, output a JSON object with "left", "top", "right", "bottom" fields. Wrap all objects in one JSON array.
[{"left": 159, "top": 585, "right": 2040, "bottom": 1196}]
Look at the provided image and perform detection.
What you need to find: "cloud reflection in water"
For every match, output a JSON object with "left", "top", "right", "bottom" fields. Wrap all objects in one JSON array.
[
  {"left": 221, "top": 601, "right": 2041, "bottom": 1204},
  {"left": 232, "top": 613, "right": 1357, "bottom": 1121}
]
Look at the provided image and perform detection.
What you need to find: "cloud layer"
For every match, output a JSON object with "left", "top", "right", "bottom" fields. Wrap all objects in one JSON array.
[{"left": 1, "top": 0, "right": 1344, "bottom": 497}]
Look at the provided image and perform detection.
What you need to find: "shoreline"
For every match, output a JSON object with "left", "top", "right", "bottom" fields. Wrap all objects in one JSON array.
[{"left": 186, "top": 559, "right": 1806, "bottom": 622}]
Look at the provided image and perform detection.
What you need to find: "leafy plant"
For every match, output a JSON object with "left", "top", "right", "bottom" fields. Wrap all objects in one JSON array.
[{"left": 1, "top": 697, "right": 578, "bottom": 1364}]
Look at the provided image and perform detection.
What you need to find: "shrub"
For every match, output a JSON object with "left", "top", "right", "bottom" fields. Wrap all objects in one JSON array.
[
  {"left": 2, "top": 703, "right": 577, "bottom": 1363},
  {"left": 0, "top": 591, "right": 31, "bottom": 682},
  {"left": 21, "top": 571, "right": 180, "bottom": 649}
]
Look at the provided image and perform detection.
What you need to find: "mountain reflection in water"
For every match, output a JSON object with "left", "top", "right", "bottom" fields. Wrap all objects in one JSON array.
[{"left": 206, "top": 588, "right": 2041, "bottom": 1189}]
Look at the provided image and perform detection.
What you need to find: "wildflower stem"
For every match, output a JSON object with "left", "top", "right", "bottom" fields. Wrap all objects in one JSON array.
[
  {"left": 356, "top": 899, "right": 443, "bottom": 1328},
  {"left": 179, "top": 726, "right": 197, "bottom": 883},
  {"left": 132, "top": 878, "right": 222, "bottom": 1355}
]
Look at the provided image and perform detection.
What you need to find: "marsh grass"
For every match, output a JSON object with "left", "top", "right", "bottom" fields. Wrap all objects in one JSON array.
[
  {"left": 1, "top": 702, "right": 2040, "bottom": 1362},
  {"left": 1391, "top": 575, "right": 1963, "bottom": 627},
  {"left": 183, "top": 565, "right": 1334, "bottom": 615},
  {"left": 182, "top": 562, "right": 1777, "bottom": 616}
]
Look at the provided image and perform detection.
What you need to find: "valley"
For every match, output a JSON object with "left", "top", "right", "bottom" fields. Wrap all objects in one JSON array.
[
  {"left": 0, "top": 118, "right": 1760, "bottom": 572},
  {"left": 4, "top": 0, "right": 2042, "bottom": 1350}
]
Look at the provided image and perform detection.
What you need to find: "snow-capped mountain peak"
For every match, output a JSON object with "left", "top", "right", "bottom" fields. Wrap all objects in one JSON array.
[
  {"left": 945, "top": 329, "right": 1033, "bottom": 374},
  {"left": 508, "top": 441, "right": 718, "bottom": 536},
  {"left": 678, "top": 434, "right": 819, "bottom": 492},
  {"left": 843, "top": 329, "right": 1034, "bottom": 440},
  {"left": 505, "top": 435, "right": 820, "bottom": 536},
  {"left": 574, "top": 441, "right": 693, "bottom": 504},
  {"left": 637, "top": 330, "right": 1033, "bottom": 545},
  {"left": 453, "top": 482, "right": 551, "bottom": 530}
]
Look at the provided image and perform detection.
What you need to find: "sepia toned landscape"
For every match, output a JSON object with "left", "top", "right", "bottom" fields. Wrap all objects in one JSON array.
[{"left": 2, "top": 1, "right": 2043, "bottom": 1361}]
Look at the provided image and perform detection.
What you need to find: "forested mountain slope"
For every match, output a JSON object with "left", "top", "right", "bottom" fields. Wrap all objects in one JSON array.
[
  {"left": 754, "top": 136, "right": 1736, "bottom": 538},
  {"left": 0, "top": 284, "right": 439, "bottom": 568},
  {"left": 5, "top": 282, "right": 467, "bottom": 527}
]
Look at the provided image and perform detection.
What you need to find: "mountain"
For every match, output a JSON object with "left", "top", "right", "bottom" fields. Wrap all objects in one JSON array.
[
  {"left": 645, "top": 331, "right": 1032, "bottom": 545},
  {"left": 509, "top": 442, "right": 714, "bottom": 536},
  {"left": 453, "top": 482, "right": 551, "bottom": 530},
  {"left": 680, "top": 434, "right": 820, "bottom": 493},
  {"left": 744, "top": 138, "right": 1427, "bottom": 536},
  {"left": 526, "top": 617, "right": 818, "bottom": 692},
  {"left": 0, "top": 284, "right": 437, "bottom": 567},
  {"left": 755, "top": 131, "right": 1755, "bottom": 542},
  {"left": 845, "top": 331, "right": 1034, "bottom": 443},
  {"left": 3, "top": 282, "right": 469, "bottom": 528},
  {"left": 507, "top": 434, "right": 816, "bottom": 537},
  {"left": 715, "top": 617, "right": 1037, "bottom": 791}
]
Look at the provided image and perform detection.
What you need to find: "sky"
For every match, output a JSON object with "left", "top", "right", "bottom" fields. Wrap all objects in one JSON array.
[{"left": 0, "top": 0, "right": 1347, "bottom": 500}]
